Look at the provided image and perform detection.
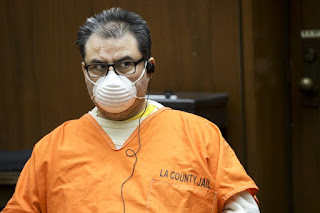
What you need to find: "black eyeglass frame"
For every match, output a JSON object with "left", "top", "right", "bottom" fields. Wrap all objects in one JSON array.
[{"left": 84, "top": 57, "right": 145, "bottom": 78}]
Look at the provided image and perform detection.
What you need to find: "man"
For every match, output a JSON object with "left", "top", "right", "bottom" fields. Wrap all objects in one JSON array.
[{"left": 3, "top": 8, "right": 259, "bottom": 213}]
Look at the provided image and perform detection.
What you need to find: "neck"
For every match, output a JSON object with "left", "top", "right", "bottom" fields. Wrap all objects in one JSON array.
[{"left": 97, "top": 100, "right": 147, "bottom": 121}]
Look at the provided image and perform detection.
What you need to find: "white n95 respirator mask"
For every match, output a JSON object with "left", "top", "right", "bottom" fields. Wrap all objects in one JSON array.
[{"left": 85, "top": 62, "right": 147, "bottom": 113}]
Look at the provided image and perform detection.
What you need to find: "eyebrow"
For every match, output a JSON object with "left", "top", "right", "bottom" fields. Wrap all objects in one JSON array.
[
  {"left": 89, "top": 56, "right": 135, "bottom": 64},
  {"left": 115, "top": 56, "right": 135, "bottom": 62},
  {"left": 89, "top": 59, "right": 104, "bottom": 64}
]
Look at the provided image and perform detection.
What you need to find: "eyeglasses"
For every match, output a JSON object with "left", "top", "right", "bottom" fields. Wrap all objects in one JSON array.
[{"left": 84, "top": 57, "right": 145, "bottom": 78}]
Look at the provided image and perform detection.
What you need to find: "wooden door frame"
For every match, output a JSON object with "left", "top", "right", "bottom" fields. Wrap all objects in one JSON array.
[{"left": 241, "top": 0, "right": 291, "bottom": 212}]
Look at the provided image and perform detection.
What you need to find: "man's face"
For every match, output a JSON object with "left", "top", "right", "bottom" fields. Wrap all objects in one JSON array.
[{"left": 81, "top": 33, "right": 152, "bottom": 121}]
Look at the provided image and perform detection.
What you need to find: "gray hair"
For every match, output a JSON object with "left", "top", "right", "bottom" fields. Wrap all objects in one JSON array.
[{"left": 75, "top": 7, "right": 151, "bottom": 60}]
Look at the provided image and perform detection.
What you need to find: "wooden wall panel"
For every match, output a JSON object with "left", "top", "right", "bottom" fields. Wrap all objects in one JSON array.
[
  {"left": 0, "top": 0, "right": 245, "bottom": 167},
  {"left": 0, "top": 0, "right": 94, "bottom": 150},
  {"left": 1, "top": 1, "right": 42, "bottom": 150},
  {"left": 209, "top": 1, "right": 246, "bottom": 163}
]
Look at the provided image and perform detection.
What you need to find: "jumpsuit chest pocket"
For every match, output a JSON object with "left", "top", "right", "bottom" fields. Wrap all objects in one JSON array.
[{"left": 146, "top": 178, "right": 218, "bottom": 213}]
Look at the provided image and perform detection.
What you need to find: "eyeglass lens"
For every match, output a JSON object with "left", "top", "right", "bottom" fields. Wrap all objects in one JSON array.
[{"left": 88, "top": 61, "right": 136, "bottom": 77}]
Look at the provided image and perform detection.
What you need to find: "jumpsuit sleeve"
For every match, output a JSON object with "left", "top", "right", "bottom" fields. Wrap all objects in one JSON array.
[
  {"left": 222, "top": 191, "right": 260, "bottom": 212},
  {"left": 211, "top": 127, "right": 259, "bottom": 212},
  {"left": 2, "top": 149, "right": 42, "bottom": 213}
]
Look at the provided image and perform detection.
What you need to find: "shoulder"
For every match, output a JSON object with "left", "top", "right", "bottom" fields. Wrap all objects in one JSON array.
[
  {"left": 158, "top": 109, "right": 221, "bottom": 132},
  {"left": 44, "top": 115, "right": 87, "bottom": 138},
  {"left": 32, "top": 114, "right": 92, "bottom": 154},
  {"left": 154, "top": 109, "right": 223, "bottom": 147}
]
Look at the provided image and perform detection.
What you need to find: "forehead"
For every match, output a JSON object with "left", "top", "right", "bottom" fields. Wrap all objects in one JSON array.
[{"left": 84, "top": 33, "right": 141, "bottom": 62}]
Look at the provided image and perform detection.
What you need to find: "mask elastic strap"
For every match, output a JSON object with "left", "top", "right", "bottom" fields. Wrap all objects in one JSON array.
[
  {"left": 85, "top": 73, "right": 98, "bottom": 86},
  {"left": 85, "top": 73, "right": 97, "bottom": 100},
  {"left": 135, "top": 96, "right": 145, "bottom": 100},
  {"left": 132, "top": 61, "right": 147, "bottom": 86},
  {"left": 133, "top": 62, "right": 148, "bottom": 100},
  {"left": 90, "top": 94, "right": 96, "bottom": 100}
]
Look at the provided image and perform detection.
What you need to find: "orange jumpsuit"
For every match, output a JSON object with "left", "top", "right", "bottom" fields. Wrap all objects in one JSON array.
[{"left": 3, "top": 108, "right": 258, "bottom": 213}]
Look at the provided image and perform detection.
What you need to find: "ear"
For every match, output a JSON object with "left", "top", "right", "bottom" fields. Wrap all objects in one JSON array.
[{"left": 81, "top": 62, "right": 86, "bottom": 75}]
